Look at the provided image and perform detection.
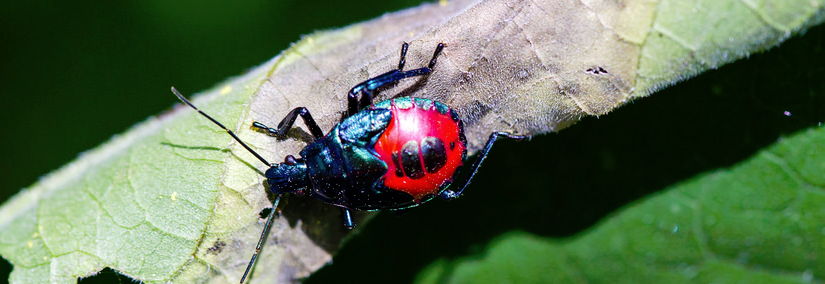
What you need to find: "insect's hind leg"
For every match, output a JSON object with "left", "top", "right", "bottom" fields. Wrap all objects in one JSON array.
[
  {"left": 347, "top": 42, "right": 446, "bottom": 117},
  {"left": 439, "top": 132, "right": 529, "bottom": 200}
]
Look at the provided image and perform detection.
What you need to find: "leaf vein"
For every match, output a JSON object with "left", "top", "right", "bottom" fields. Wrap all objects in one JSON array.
[
  {"left": 735, "top": 0, "right": 790, "bottom": 32},
  {"left": 652, "top": 23, "right": 698, "bottom": 52}
]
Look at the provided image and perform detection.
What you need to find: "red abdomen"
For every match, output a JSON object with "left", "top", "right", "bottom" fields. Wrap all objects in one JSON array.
[{"left": 373, "top": 98, "right": 466, "bottom": 201}]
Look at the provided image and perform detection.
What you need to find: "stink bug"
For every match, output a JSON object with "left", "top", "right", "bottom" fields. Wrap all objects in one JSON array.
[{"left": 172, "top": 42, "right": 528, "bottom": 283}]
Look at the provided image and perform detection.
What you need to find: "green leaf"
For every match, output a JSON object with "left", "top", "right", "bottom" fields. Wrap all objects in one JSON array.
[
  {"left": 635, "top": 0, "right": 825, "bottom": 96},
  {"left": 415, "top": 127, "right": 825, "bottom": 283},
  {"left": 0, "top": 62, "right": 275, "bottom": 283}
]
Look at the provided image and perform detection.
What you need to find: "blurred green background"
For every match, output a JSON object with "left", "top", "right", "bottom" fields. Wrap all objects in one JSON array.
[{"left": 1, "top": 0, "right": 823, "bottom": 283}]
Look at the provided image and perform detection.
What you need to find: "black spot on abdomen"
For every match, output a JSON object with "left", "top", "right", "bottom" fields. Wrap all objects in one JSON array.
[
  {"left": 401, "top": 141, "right": 424, "bottom": 179},
  {"left": 421, "top": 137, "right": 447, "bottom": 173}
]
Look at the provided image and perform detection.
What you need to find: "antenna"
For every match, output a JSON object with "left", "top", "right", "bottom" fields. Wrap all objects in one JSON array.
[
  {"left": 172, "top": 87, "right": 284, "bottom": 283},
  {"left": 239, "top": 195, "right": 281, "bottom": 283},
  {"left": 171, "top": 87, "right": 272, "bottom": 166}
]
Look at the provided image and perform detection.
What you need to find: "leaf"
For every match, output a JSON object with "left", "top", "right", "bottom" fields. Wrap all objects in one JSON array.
[
  {"left": 0, "top": 64, "right": 280, "bottom": 283},
  {"left": 1, "top": 0, "right": 823, "bottom": 283},
  {"left": 414, "top": 127, "right": 825, "bottom": 284},
  {"left": 305, "top": 18, "right": 825, "bottom": 284},
  {"left": 248, "top": 0, "right": 825, "bottom": 149}
]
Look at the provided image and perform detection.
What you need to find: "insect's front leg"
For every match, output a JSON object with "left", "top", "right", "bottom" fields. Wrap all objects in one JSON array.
[{"left": 252, "top": 107, "right": 324, "bottom": 140}]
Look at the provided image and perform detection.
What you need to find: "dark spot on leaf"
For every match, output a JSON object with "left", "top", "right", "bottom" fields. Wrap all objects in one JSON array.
[
  {"left": 207, "top": 239, "right": 227, "bottom": 255},
  {"left": 586, "top": 66, "right": 609, "bottom": 75},
  {"left": 259, "top": 208, "right": 272, "bottom": 219}
]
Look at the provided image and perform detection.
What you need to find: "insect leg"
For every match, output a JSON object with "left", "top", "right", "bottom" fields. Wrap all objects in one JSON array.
[
  {"left": 342, "top": 208, "right": 355, "bottom": 229},
  {"left": 397, "top": 41, "right": 409, "bottom": 71},
  {"left": 439, "top": 132, "right": 529, "bottom": 200},
  {"left": 346, "top": 43, "right": 445, "bottom": 117},
  {"left": 252, "top": 107, "right": 324, "bottom": 139}
]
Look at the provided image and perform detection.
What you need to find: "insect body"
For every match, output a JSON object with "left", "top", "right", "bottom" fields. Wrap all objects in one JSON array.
[
  {"left": 172, "top": 42, "right": 528, "bottom": 283},
  {"left": 280, "top": 97, "right": 468, "bottom": 213}
]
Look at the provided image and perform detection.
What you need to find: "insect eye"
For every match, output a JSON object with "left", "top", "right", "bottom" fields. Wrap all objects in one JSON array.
[{"left": 284, "top": 155, "right": 297, "bottom": 165}]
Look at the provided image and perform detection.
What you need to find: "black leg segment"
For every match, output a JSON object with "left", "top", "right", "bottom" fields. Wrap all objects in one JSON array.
[
  {"left": 252, "top": 107, "right": 324, "bottom": 140},
  {"left": 342, "top": 208, "right": 355, "bottom": 229},
  {"left": 347, "top": 42, "right": 446, "bottom": 117},
  {"left": 397, "top": 42, "right": 409, "bottom": 70},
  {"left": 440, "top": 132, "right": 529, "bottom": 200}
]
